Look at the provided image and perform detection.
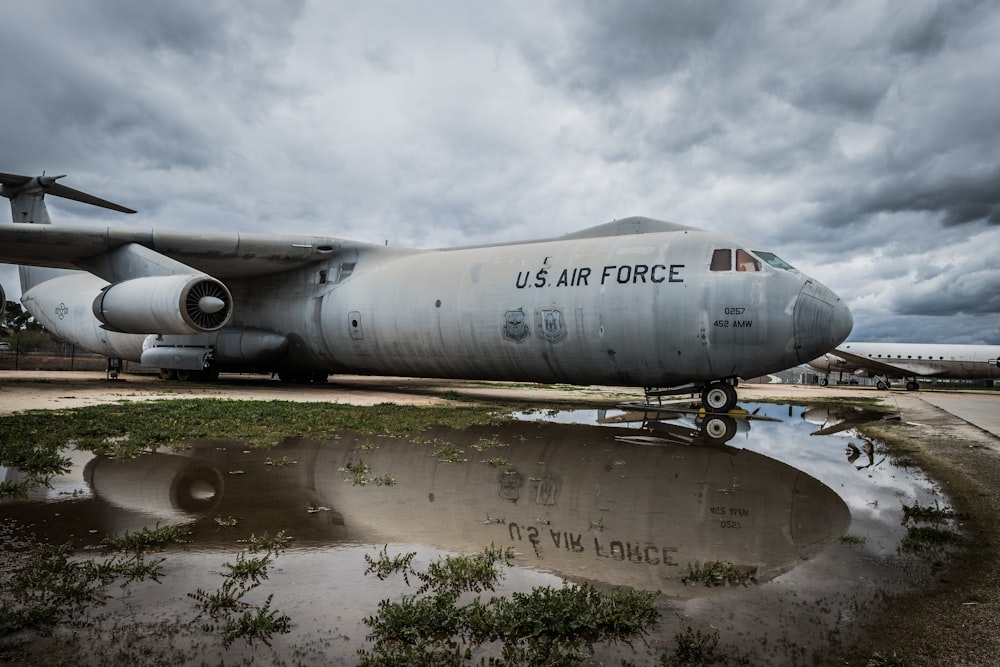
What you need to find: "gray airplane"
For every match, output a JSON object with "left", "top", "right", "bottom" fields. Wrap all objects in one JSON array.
[
  {"left": 0, "top": 171, "right": 852, "bottom": 411},
  {"left": 809, "top": 342, "right": 1000, "bottom": 390}
]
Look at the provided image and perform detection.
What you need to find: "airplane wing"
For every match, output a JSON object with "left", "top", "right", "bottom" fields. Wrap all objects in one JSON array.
[
  {"left": 0, "top": 223, "right": 389, "bottom": 279},
  {"left": 832, "top": 347, "right": 944, "bottom": 378}
]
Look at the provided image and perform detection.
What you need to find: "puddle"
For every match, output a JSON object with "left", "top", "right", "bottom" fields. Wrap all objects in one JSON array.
[{"left": 0, "top": 402, "right": 953, "bottom": 664}]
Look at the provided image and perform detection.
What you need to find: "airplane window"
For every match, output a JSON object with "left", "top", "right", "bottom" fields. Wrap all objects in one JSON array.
[
  {"left": 710, "top": 249, "right": 732, "bottom": 271},
  {"left": 735, "top": 249, "right": 760, "bottom": 272},
  {"left": 753, "top": 251, "right": 795, "bottom": 270}
]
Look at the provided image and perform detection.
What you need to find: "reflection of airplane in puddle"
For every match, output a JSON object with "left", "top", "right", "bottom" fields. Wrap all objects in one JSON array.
[
  {"left": 800, "top": 406, "right": 888, "bottom": 470},
  {"left": 603, "top": 401, "right": 781, "bottom": 443},
  {"left": 37, "top": 421, "right": 852, "bottom": 597},
  {"left": 844, "top": 438, "right": 884, "bottom": 471},
  {"left": 800, "top": 405, "right": 894, "bottom": 437}
]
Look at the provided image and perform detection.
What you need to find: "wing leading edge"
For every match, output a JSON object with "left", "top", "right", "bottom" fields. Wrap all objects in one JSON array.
[
  {"left": 831, "top": 347, "right": 944, "bottom": 378},
  {"left": 0, "top": 223, "right": 392, "bottom": 279}
]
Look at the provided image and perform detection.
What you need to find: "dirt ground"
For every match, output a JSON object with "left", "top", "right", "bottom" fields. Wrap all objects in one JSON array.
[
  {"left": 2, "top": 371, "right": 999, "bottom": 665},
  {"left": 0, "top": 370, "right": 898, "bottom": 415}
]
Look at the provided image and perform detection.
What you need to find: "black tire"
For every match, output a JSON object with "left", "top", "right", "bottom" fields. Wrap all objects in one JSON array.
[
  {"left": 701, "top": 382, "right": 738, "bottom": 412},
  {"left": 158, "top": 368, "right": 177, "bottom": 381},
  {"left": 701, "top": 415, "right": 737, "bottom": 443}
]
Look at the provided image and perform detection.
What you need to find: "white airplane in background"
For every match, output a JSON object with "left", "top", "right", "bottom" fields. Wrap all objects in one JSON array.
[
  {"left": 809, "top": 342, "right": 1000, "bottom": 390},
  {"left": 0, "top": 171, "right": 852, "bottom": 412}
]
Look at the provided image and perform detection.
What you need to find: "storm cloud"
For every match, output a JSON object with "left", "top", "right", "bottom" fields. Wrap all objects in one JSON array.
[{"left": 2, "top": 0, "right": 999, "bottom": 343}]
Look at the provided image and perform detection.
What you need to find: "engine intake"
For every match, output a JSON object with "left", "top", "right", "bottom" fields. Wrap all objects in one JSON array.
[{"left": 93, "top": 274, "right": 232, "bottom": 334}]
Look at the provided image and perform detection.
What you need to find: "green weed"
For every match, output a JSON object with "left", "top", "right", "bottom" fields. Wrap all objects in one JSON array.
[
  {"left": 358, "top": 545, "right": 660, "bottom": 666},
  {"left": 682, "top": 561, "right": 758, "bottom": 587}
]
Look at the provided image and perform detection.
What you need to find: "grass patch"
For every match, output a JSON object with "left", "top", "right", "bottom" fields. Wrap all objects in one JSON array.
[
  {"left": 358, "top": 545, "right": 661, "bottom": 665},
  {"left": 1, "top": 521, "right": 174, "bottom": 635},
  {"left": 0, "top": 399, "right": 514, "bottom": 495},
  {"left": 99, "top": 522, "right": 191, "bottom": 553},
  {"left": 0, "top": 399, "right": 513, "bottom": 455},
  {"left": 681, "top": 561, "right": 758, "bottom": 588},
  {"left": 898, "top": 525, "right": 962, "bottom": 553},
  {"left": 901, "top": 500, "right": 956, "bottom": 524},
  {"left": 338, "top": 457, "right": 397, "bottom": 486},
  {"left": 866, "top": 650, "right": 908, "bottom": 666},
  {"left": 188, "top": 530, "right": 292, "bottom": 648}
]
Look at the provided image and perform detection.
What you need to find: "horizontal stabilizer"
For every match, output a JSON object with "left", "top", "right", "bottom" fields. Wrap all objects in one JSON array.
[{"left": 0, "top": 171, "right": 136, "bottom": 214}]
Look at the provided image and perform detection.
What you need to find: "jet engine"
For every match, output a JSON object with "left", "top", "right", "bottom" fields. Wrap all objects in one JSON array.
[{"left": 92, "top": 274, "right": 232, "bottom": 335}]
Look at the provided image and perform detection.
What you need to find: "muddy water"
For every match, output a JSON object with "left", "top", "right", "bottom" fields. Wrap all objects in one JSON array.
[{"left": 0, "top": 402, "right": 951, "bottom": 665}]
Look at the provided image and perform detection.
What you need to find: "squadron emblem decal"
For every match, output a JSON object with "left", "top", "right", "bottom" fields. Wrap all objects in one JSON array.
[
  {"left": 539, "top": 309, "right": 567, "bottom": 343},
  {"left": 55, "top": 303, "right": 69, "bottom": 320},
  {"left": 502, "top": 310, "right": 529, "bottom": 341}
]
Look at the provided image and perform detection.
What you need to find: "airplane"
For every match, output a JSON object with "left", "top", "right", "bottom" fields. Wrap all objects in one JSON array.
[
  {"left": 808, "top": 342, "right": 1000, "bottom": 390},
  {"left": 0, "top": 171, "right": 852, "bottom": 412}
]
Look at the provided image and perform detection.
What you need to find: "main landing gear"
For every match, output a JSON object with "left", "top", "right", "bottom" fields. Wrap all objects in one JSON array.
[
  {"left": 158, "top": 367, "right": 220, "bottom": 382},
  {"left": 700, "top": 381, "right": 739, "bottom": 412},
  {"left": 872, "top": 376, "right": 920, "bottom": 391},
  {"left": 644, "top": 379, "right": 740, "bottom": 413}
]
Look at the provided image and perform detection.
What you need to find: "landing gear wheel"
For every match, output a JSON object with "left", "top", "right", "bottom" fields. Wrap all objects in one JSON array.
[
  {"left": 701, "top": 382, "right": 738, "bottom": 412},
  {"left": 819, "top": 378, "right": 828, "bottom": 386},
  {"left": 905, "top": 380, "right": 920, "bottom": 391},
  {"left": 158, "top": 368, "right": 177, "bottom": 381},
  {"left": 176, "top": 369, "right": 194, "bottom": 382},
  {"left": 701, "top": 415, "right": 737, "bottom": 443},
  {"left": 876, "top": 380, "right": 890, "bottom": 391}
]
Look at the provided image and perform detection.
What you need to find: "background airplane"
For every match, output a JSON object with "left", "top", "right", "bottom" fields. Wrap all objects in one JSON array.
[
  {"left": 808, "top": 342, "right": 1000, "bottom": 390},
  {"left": 1, "top": 171, "right": 852, "bottom": 411}
]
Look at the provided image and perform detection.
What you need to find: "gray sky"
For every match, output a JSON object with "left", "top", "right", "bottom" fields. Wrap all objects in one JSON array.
[{"left": 2, "top": 0, "right": 999, "bottom": 343}]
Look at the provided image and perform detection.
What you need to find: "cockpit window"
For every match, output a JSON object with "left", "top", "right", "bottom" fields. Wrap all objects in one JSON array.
[
  {"left": 710, "top": 249, "right": 732, "bottom": 271},
  {"left": 735, "top": 249, "right": 760, "bottom": 272},
  {"left": 753, "top": 251, "right": 795, "bottom": 271}
]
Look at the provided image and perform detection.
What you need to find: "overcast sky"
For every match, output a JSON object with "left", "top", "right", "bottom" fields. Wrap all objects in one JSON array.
[{"left": 2, "top": 0, "right": 999, "bottom": 344}]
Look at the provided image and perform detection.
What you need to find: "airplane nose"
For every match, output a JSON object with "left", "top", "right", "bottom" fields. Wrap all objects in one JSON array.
[
  {"left": 830, "top": 297, "right": 853, "bottom": 346},
  {"left": 793, "top": 280, "right": 853, "bottom": 364}
]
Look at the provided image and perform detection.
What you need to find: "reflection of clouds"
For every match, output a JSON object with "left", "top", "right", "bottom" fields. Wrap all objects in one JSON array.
[
  {"left": 742, "top": 403, "right": 943, "bottom": 545},
  {"left": 1, "top": 448, "right": 94, "bottom": 503}
]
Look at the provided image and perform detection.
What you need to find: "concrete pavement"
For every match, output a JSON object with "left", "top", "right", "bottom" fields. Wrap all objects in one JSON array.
[{"left": 909, "top": 391, "right": 1000, "bottom": 440}]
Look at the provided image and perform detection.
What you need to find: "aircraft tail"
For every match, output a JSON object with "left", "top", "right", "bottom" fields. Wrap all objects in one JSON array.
[
  {"left": 1, "top": 171, "right": 136, "bottom": 224},
  {"left": 1, "top": 171, "right": 136, "bottom": 293}
]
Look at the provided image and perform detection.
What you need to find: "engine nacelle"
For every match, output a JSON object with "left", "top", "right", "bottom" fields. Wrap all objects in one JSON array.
[{"left": 93, "top": 274, "right": 232, "bottom": 334}]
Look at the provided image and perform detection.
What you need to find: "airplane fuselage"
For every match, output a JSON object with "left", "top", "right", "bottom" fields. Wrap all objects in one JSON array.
[{"left": 20, "top": 225, "right": 850, "bottom": 388}]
